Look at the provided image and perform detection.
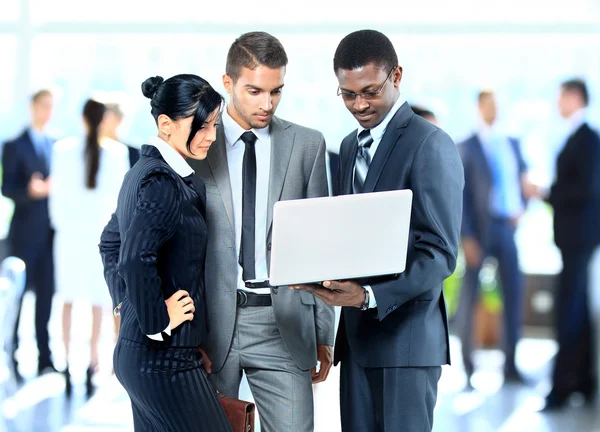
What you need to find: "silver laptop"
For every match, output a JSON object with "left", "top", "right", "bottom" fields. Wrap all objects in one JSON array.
[{"left": 268, "top": 189, "right": 413, "bottom": 287}]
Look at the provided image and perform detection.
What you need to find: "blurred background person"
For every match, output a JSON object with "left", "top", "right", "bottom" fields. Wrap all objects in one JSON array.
[
  {"left": 411, "top": 104, "right": 438, "bottom": 125},
  {"left": 455, "top": 90, "right": 536, "bottom": 386},
  {"left": 99, "top": 92, "right": 141, "bottom": 168},
  {"left": 544, "top": 78, "right": 600, "bottom": 410},
  {"left": 49, "top": 98, "right": 129, "bottom": 397},
  {"left": 1, "top": 89, "right": 56, "bottom": 382},
  {"left": 94, "top": 93, "right": 137, "bottom": 340}
]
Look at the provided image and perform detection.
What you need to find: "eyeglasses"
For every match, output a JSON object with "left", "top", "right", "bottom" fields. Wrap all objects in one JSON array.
[{"left": 337, "top": 67, "right": 396, "bottom": 101}]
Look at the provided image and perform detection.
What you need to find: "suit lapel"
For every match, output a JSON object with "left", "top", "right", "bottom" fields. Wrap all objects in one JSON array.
[
  {"left": 22, "top": 129, "right": 48, "bottom": 176},
  {"left": 207, "top": 125, "right": 235, "bottom": 230},
  {"left": 267, "top": 117, "right": 295, "bottom": 232},
  {"left": 362, "top": 104, "right": 412, "bottom": 193},
  {"left": 471, "top": 135, "right": 492, "bottom": 180}
]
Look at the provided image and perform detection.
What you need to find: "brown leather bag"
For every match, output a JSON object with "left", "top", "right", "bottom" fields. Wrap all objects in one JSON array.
[{"left": 217, "top": 392, "right": 255, "bottom": 432}]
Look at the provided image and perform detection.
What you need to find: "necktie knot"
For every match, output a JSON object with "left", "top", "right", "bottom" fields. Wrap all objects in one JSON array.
[
  {"left": 240, "top": 131, "right": 257, "bottom": 148},
  {"left": 358, "top": 129, "right": 373, "bottom": 149}
]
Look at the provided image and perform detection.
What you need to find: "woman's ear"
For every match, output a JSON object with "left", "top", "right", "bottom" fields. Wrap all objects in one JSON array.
[{"left": 157, "top": 114, "right": 172, "bottom": 137}]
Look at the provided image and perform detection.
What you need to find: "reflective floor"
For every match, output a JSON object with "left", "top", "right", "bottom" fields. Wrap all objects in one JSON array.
[{"left": 1, "top": 293, "right": 599, "bottom": 432}]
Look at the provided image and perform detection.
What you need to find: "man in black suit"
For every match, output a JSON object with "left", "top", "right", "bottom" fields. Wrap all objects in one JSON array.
[
  {"left": 292, "top": 30, "right": 464, "bottom": 431},
  {"left": 1, "top": 89, "right": 56, "bottom": 380},
  {"left": 544, "top": 79, "right": 600, "bottom": 410}
]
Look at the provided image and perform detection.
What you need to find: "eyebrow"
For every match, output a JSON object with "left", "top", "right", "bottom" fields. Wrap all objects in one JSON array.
[
  {"left": 244, "top": 84, "right": 285, "bottom": 92},
  {"left": 339, "top": 83, "right": 378, "bottom": 93}
]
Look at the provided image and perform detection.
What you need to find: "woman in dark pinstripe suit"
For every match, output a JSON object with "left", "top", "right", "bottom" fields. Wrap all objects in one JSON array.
[{"left": 99, "top": 74, "right": 232, "bottom": 432}]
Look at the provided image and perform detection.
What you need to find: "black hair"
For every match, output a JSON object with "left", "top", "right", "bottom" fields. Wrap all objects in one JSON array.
[
  {"left": 411, "top": 105, "right": 435, "bottom": 119},
  {"left": 333, "top": 30, "right": 398, "bottom": 73},
  {"left": 561, "top": 78, "right": 589, "bottom": 106},
  {"left": 226, "top": 32, "right": 288, "bottom": 82},
  {"left": 142, "top": 74, "right": 223, "bottom": 153},
  {"left": 82, "top": 99, "right": 106, "bottom": 189}
]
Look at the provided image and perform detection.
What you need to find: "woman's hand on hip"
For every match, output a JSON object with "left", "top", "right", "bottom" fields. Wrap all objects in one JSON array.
[{"left": 165, "top": 290, "right": 195, "bottom": 330}]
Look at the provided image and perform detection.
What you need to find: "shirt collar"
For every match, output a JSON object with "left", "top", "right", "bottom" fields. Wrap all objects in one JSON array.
[
  {"left": 477, "top": 119, "right": 496, "bottom": 145},
  {"left": 28, "top": 127, "right": 46, "bottom": 146},
  {"left": 148, "top": 136, "right": 194, "bottom": 177},
  {"left": 566, "top": 108, "right": 587, "bottom": 137},
  {"left": 222, "top": 107, "right": 270, "bottom": 148},
  {"left": 357, "top": 94, "right": 406, "bottom": 141}
]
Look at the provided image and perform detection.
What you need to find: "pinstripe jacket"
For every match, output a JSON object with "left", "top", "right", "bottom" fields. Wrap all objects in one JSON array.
[{"left": 100, "top": 145, "right": 208, "bottom": 347}]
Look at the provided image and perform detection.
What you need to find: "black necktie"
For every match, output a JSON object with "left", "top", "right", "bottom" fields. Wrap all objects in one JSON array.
[
  {"left": 353, "top": 129, "right": 374, "bottom": 193},
  {"left": 239, "top": 131, "right": 258, "bottom": 281}
]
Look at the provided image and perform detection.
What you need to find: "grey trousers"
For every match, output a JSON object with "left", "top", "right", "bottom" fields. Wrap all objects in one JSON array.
[{"left": 209, "top": 305, "right": 314, "bottom": 432}]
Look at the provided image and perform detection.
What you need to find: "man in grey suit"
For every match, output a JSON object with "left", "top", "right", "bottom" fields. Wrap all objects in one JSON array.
[{"left": 188, "top": 32, "right": 335, "bottom": 432}]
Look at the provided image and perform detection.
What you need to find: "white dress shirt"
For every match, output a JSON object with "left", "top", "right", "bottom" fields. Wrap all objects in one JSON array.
[
  {"left": 477, "top": 122, "right": 524, "bottom": 218},
  {"left": 222, "top": 109, "right": 272, "bottom": 294},
  {"left": 357, "top": 94, "right": 406, "bottom": 164},
  {"left": 145, "top": 136, "right": 194, "bottom": 340},
  {"left": 565, "top": 108, "right": 587, "bottom": 139},
  {"left": 357, "top": 94, "right": 406, "bottom": 309}
]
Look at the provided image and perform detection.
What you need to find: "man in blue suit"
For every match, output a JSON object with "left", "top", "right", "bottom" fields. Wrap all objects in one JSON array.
[
  {"left": 2, "top": 89, "right": 56, "bottom": 381},
  {"left": 456, "top": 90, "right": 536, "bottom": 386},
  {"left": 294, "top": 30, "right": 464, "bottom": 431}
]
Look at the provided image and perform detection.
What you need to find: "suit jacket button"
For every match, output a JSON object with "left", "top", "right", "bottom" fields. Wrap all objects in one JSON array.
[
  {"left": 387, "top": 307, "right": 392, "bottom": 313},
  {"left": 267, "top": 243, "right": 272, "bottom": 251}
]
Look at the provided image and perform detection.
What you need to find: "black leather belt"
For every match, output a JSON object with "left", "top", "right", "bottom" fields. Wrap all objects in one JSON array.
[{"left": 236, "top": 290, "right": 272, "bottom": 307}]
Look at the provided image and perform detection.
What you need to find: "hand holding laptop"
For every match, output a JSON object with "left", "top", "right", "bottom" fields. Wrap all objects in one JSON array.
[
  {"left": 290, "top": 280, "right": 365, "bottom": 308},
  {"left": 269, "top": 190, "right": 413, "bottom": 287}
]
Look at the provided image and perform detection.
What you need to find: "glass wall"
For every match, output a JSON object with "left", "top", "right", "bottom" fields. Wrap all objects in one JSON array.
[{"left": 2, "top": 0, "right": 600, "bottom": 273}]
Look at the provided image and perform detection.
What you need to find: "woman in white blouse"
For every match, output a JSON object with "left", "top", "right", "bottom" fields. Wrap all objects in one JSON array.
[{"left": 50, "top": 98, "right": 129, "bottom": 396}]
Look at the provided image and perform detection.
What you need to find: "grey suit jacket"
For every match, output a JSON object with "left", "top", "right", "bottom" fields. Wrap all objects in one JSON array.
[{"left": 188, "top": 116, "right": 335, "bottom": 372}]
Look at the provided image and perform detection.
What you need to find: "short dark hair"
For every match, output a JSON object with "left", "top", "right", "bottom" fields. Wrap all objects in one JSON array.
[
  {"left": 225, "top": 32, "right": 288, "bottom": 82},
  {"left": 561, "top": 78, "right": 589, "bottom": 106},
  {"left": 142, "top": 74, "right": 223, "bottom": 153},
  {"left": 333, "top": 30, "right": 398, "bottom": 73},
  {"left": 31, "top": 89, "right": 52, "bottom": 103},
  {"left": 411, "top": 105, "right": 435, "bottom": 119}
]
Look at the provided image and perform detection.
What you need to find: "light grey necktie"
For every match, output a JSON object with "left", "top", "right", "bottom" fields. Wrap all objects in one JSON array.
[{"left": 353, "top": 129, "right": 374, "bottom": 193}]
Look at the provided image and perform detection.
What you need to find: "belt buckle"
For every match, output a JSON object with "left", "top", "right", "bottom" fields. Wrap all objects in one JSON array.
[{"left": 237, "top": 290, "right": 248, "bottom": 307}]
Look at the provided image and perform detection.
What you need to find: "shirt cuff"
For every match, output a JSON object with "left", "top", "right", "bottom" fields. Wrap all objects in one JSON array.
[
  {"left": 113, "top": 302, "right": 123, "bottom": 317},
  {"left": 364, "top": 285, "right": 377, "bottom": 308},
  {"left": 146, "top": 324, "right": 171, "bottom": 341}
]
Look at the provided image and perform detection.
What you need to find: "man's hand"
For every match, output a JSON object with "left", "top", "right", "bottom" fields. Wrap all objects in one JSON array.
[
  {"left": 312, "top": 345, "right": 333, "bottom": 384},
  {"left": 462, "top": 237, "right": 482, "bottom": 269},
  {"left": 521, "top": 176, "right": 541, "bottom": 200},
  {"left": 290, "top": 280, "right": 365, "bottom": 308},
  {"left": 28, "top": 172, "right": 51, "bottom": 200},
  {"left": 199, "top": 348, "right": 212, "bottom": 374}
]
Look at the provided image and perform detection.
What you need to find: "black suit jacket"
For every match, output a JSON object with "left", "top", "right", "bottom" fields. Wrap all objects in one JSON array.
[
  {"left": 459, "top": 134, "right": 527, "bottom": 245},
  {"left": 1, "top": 129, "right": 53, "bottom": 254},
  {"left": 549, "top": 123, "right": 600, "bottom": 251},
  {"left": 99, "top": 145, "right": 208, "bottom": 347},
  {"left": 334, "top": 103, "right": 464, "bottom": 368}
]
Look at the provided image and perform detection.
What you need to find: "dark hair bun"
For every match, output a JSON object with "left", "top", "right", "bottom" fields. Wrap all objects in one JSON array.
[{"left": 141, "top": 76, "right": 164, "bottom": 99}]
